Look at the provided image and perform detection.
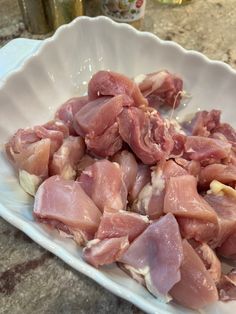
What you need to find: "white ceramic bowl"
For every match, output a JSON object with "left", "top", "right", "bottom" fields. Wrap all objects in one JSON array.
[{"left": 0, "top": 16, "right": 236, "bottom": 314}]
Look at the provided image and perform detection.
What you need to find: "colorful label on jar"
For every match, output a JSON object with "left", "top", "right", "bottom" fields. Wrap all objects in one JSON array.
[{"left": 101, "top": 0, "right": 146, "bottom": 22}]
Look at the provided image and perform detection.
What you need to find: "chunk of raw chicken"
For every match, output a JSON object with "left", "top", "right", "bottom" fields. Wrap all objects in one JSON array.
[
  {"left": 50, "top": 136, "right": 85, "bottom": 180},
  {"left": 83, "top": 236, "right": 129, "bottom": 268},
  {"left": 218, "top": 269, "right": 236, "bottom": 301},
  {"left": 118, "top": 107, "right": 174, "bottom": 165},
  {"left": 184, "top": 136, "right": 232, "bottom": 164},
  {"left": 164, "top": 175, "right": 217, "bottom": 222},
  {"left": 170, "top": 240, "right": 218, "bottom": 309},
  {"left": 88, "top": 70, "right": 147, "bottom": 107},
  {"left": 95, "top": 210, "right": 149, "bottom": 242},
  {"left": 137, "top": 70, "right": 183, "bottom": 109},
  {"left": 112, "top": 150, "right": 138, "bottom": 193},
  {"left": 73, "top": 95, "right": 132, "bottom": 157},
  {"left": 79, "top": 160, "right": 127, "bottom": 212},
  {"left": 119, "top": 213, "right": 183, "bottom": 298},
  {"left": 133, "top": 160, "right": 187, "bottom": 219},
  {"left": 128, "top": 164, "right": 151, "bottom": 203},
  {"left": 34, "top": 176, "right": 102, "bottom": 244},
  {"left": 182, "top": 110, "right": 221, "bottom": 136},
  {"left": 204, "top": 181, "right": 236, "bottom": 249},
  {"left": 55, "top": 96, "right": 89, "bottom": 135}
]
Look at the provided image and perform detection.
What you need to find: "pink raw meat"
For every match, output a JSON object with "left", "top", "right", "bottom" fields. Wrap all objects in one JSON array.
[
  {"left": 79, "top": 160, "right": 127, "bottom": 212},
  {"left": 170, "top": 240, "right": 218, "bottom": 309},
  {"left": 34, "top": 175, "right": 102, "bottom": 237},
  {"left": 96, "top": 210, "right": 149, "bottom": 242},
  {"left": 55, "top": 96, "right": 89, "bottom": 135},
  {"left": 119, "top": 213, "right": 183, "bottom": 296},
  {"left": 112, "top": 150, "right": 138, "bottom": 192},
  {"left": 83, "top": 236, "right": 129, "bottom": 268},
  {"left": 88, "top": 70, "right": 147, "bottom": 107},
  {"left": 49, "top": 136, "right": 85, "bottom": 180},
  {"left": 138, "top": 70, "right": 183, "bottom": 109},
  {"left": 118, "top": 107, "right": 174, "bottom": 165}
]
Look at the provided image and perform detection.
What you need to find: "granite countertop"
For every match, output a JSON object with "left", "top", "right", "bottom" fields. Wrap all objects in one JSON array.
[{"left": 1, "top": 1, "right": 236, "bottom": 313}]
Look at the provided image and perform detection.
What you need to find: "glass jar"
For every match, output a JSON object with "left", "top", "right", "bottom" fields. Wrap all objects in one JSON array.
[{"left": 100, "top": 0, "right": 146, "bottom": 29}]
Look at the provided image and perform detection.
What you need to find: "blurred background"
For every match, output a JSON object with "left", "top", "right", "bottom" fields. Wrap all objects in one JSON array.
[{"left": 0, "top": 0, "right": 236, "bottom": 69}]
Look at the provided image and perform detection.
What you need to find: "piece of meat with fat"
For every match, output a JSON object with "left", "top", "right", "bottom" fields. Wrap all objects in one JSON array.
[
  {"left": 5, "top": 120, "right": 69, "bottom": 195},
  {"left": 216, "top": 232, "right": 236, "bottom": 259},
  {"left": 133, "top": 160, "right": 187, "bottom": 219},
  {"left": 50, "top": 136, "right": 85, "bottom": 180},
  {"left": 79, "top": 159, "right": 127, "bottom": 212},
  {"left": 119, "top": 213, "right": 183, "bottom": 298},
  {"left": 184, "top": 136, "right": 232, "bottom": 164},
  {"left": 204, "top": 181, "right": 236, "bottom": 249},
  {"left": 95, "top": 210, "right": 149, "bottom": 242},
  {"left": 86, "top": 122, "right": 122, "bottom": 158},
  {"left": 118, "top": 107, "right": 174, "bottom": 165},
  {"left": 77, "top": 154, "right": 97, "bottom": 176},
  {"left": 170, "top": 240, "right": 218, "bottom": 309},
  {"left": 88, "top": 70, "right": 147, "bottom": 107},
  {"left": 129, "top": 164, "right": 151, "bottom": 203},
  {"left": 214, "top": 122, "right": 236, "bottom": 146},
  {"left": 55, "top": 96, "right": 89, "bottom": 135},
  {"left": 177, "top": 217, "right": 218, "bottom": 243},
  {"left": 194, "top": 243, "right": 221, "bottom": 284},
  {"left": 112, "top": 150, "right": 138, "bottom": 193},
  {"left": 164, "top": 175, "right": 217, "bottom": 222},
  {"left": 83, "top": 236, "right": 129, "bottom": 268},
  {"left": 33, "top": 176, "right": 102, "bottom": 243},
  {"left": 175, "top": 158, "right": 201, "bottom": 177},
  {"left": 34, "top": 120, "right": 69, "bottom": 157},
  {"left": 218, "top": 269, "right": 236, "bottom": 301},
  {"left": 73, "top": 95, "right": 132, "bottom": 157},
  {"left": 199, "top": 163, "right": 236, "bottom": 188},
  {"left": 182, "top": 110, "right": 221, "bottom": 136},
  {"left": 136, "top": 70, "right": 183, "bottom": 109}
]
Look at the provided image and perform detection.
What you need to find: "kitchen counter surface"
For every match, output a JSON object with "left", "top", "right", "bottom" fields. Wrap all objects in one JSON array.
[{"left": 1, "top": 1, "right": 236, "bottom": 313}]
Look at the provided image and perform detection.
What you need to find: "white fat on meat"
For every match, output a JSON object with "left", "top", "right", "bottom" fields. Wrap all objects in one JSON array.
[
  {"left": 136, "top": 168, "right": 165, "bottom": 214},
  {"left": 119, "top": 213, "right": 183, "bottom": 300},
  {"left": 19, "top": 169, "right": 43, "bottom": 196}
]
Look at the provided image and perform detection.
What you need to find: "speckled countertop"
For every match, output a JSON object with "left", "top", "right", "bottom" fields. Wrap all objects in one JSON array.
[{"left": 1, "top": 1, "right": 236, "bottom": 313}]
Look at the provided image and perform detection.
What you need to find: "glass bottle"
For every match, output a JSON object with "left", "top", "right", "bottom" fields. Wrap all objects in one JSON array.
[
  {"left": 45, "top": 0, "right": 84, "bottom": 30},
  {"left": 100, "top": 0, "right": 147, "bottom": 30}
]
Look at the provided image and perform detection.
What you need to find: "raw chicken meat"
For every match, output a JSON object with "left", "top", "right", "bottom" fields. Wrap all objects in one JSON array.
[
  {"left": 182, "top": 110, "right": 221, "bottom": 136},
  {"left": 199, "top": 163, "right": 236, "bottom": 188},
  {"left": 118, "top": 107, "right": 174, "bottom": 164},
  {"left": 88, "top": 70, "right": 147, "bottom": 107},
  {"left": 83, "top": 236, "right": 129, "bottom": 268},
  {"left": 34, "top": 175, "right": 102, "bottom": 242},
  {"left": 133, "top": 160, "right": 187, "bottom": 219},
  {"left": 204, "top": 181, "right": 236, "bottom": 249},
  {"left": 164, "top": 175, "right": 217, "bottom": 222},
  {"left": 218, "top": 269, "right": 236, "bottom": 301},
  {"left": 137, "top": 70, "right": 183, "bottom": 109},
  {"left": 119, "top": 213, "right": 183, "bottom": 298},
  {"left": 50, "top": 136, "right": 85, "bottom": 180},
  {"left": 55, "top": 96, "right": 89, "bottom": 135},
  {"left": 7, "top": 68, "right": 236, "bottom": 310},
  {"left": 73, "top": 95, "right": 132, "bottom": 157},
  {"left": 95, "top": 210, "right": 149, "bottom": 242},
  {"left": 185, "top": 136, "right": 232, "bottom": 164},
  {"left": 128, "top": 164, "right": 151, "bottom": 203},
  {"left": 170, "top": 240, "right": 218, "bottom": 309},
  {"left": 79, "top": 160, "right": 127, "bottom": 212},
  {"left": 194, "top": 243, "right": 221, "bottom": 284},
  {"left": 112, "top": 150, "right": 138, "bottom": 193}
]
